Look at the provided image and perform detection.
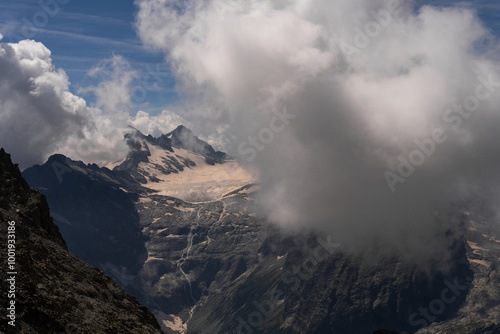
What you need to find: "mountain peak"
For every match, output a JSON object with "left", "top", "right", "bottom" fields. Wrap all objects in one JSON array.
[
  {"left": 47, "top": 153, "right": 72, "bottom": 165},
  {"left": 122, "top": 125, "right": 228, "bottom": 167},
  {"left": 0, "top": 148, "right": 31, "bottom": 208},
  {"left": 165, "top": 125, "right": 228, "bottom": 164},
  {"left": 172, "top": 124, "right": 189, "bottom": 132}
]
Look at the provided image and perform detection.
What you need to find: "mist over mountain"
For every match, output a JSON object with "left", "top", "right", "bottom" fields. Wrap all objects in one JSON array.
[
  {"left": 2, "top": 1, "right": 500, "bottom": 264},
  {"left": 22, "top": 127, "right": 500, "bottom": 334},
  {"left": 135, "top": 0, "right": 500, "bottom": 263}
]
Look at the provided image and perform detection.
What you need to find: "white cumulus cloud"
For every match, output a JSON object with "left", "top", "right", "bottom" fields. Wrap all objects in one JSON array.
[
  {"left": 0, "top": 39, "right": 188, "bottom": 168},
  {"left": 0, "top": 40, "right": 90, "bottom": 168}
]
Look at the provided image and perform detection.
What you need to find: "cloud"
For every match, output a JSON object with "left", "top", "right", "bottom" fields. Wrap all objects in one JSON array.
[
  {"left": 131, "top": 109, "right": 190, "bottom": 137},
  {"left": 0, "top": 39, "right": 89, "bottom": 169},
  {"left": 0, "top": 39, "right": 188, "bottom": 168},
  {"left": 0, "top": 33, "right": 3, "bottom": 41},
  {"left": 135, "top": 0, "right": 500, "bottom": 262},
  {"left": 79, "top": 55, "right": 139, "bottom": 114}
]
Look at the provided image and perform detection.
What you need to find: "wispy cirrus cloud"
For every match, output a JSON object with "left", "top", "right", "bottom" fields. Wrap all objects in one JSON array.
[
  {"left": 36, "top": 28, "right": 142, "bottom": 48},
  {"left": 56, "top": 12, "right": 130, "bottom": 26}
]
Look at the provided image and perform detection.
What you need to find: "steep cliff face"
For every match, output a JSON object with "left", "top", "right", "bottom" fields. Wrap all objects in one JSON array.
[
  {"left": 22, "top": 153, "right": 149, "bottom": 291},
  {"left": 0, "top": 148, "right": 162, "bottom": 333},
  {"left": 416, "top": 202, "right": 500, "bottom": 334},
  {"left": 180, "top": 206, "right": 472, "bottom": 334}
]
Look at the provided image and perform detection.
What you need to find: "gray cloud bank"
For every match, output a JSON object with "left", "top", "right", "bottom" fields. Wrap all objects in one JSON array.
[{"left": 136, "top": 0, "right": 500, "bottom": 261}]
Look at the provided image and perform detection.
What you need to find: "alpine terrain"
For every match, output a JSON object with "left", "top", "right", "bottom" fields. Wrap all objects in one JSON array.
[
  {"left": 0, "top": 148, "right": 162, "bottom": 333},
  {"left": 22, "top": 126, "right": 500, "bottom": 334}
]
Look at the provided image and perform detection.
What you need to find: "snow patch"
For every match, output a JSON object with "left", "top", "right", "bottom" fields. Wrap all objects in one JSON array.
[
  {"left": 469, "top": 259, "right": 491, "bottom": 268},
  {"left": 162, "top": 315, "right": 187, "bottom": 334},
  {"left": 51, "top": 213, "right": 72, "bottom": 226},
  {"left": 134, "top": 142, "right": 255, "bottom": 202},
  {"left": 146, "top": 252, "right": 163, "bottom": 262},
  {"left": 467, "top": 241, "right": 488, "bottom": 255}
]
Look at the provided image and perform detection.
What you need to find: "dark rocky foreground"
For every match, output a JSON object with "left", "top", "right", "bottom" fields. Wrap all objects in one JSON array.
[{"left": 0, "top": 148, "right": 162, "bottom": 333}]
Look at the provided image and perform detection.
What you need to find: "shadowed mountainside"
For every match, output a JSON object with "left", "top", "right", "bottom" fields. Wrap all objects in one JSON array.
[{"left": 0, "top": 148, "right": 162, "bottom": 333}]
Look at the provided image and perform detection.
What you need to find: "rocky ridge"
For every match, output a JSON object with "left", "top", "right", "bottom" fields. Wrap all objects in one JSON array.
[{"left": 0, "top": 148, "right": 162, "bottom": 333}]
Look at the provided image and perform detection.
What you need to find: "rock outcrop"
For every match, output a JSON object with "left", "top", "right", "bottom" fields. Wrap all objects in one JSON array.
[{"left": 0, "top": 148, "right": 162, "bottom": 333}]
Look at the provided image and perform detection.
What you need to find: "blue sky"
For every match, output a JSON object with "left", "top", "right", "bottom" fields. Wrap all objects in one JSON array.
[
  {"left": 0, "top": 0, "right": 499, "bottom": 115},
  {"left": 0, "top": 0, "right": 177, "bottom": 113},
  {"left": 419, "top": 0, "right": 500, "bottom": 35}
]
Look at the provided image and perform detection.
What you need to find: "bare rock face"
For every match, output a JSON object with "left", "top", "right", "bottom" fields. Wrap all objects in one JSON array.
[
  {"left": 416, "top": 202, "right": 500, "bottom": 334},
  {"left": 0, "top": 148, "right": 162, "bottom": 334}
]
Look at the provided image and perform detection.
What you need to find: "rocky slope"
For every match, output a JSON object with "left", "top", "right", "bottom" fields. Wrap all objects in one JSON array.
[
  {"left": 21, "top": 127, "right": 500, "bottom": 334},
  {"left": 0, "top": 148, "right": 162, "bottom": 333},
  {"left": 23, "top": 153, "right": 150, "bottom": 297},
  {"left": 415, "top": 201, "right": 500, "bottom": 334}
]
